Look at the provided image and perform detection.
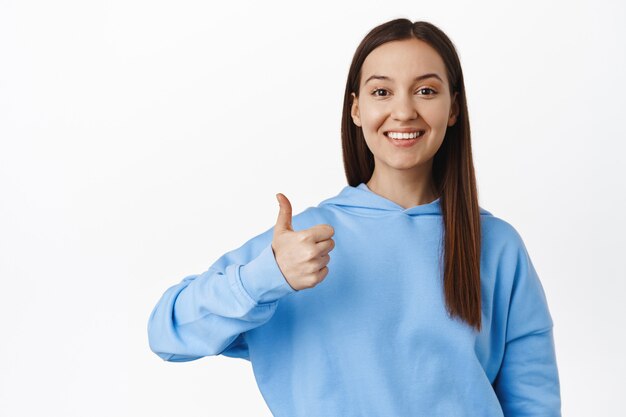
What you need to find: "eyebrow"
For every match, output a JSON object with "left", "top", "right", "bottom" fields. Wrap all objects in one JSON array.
[{"left": 364, "top": 73, "right": 443, "bottom": 85}]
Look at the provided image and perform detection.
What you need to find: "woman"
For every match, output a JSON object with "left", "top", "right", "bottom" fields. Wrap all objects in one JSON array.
[{"left": 148, "top": 18, "right": 561, "bottom": 416}]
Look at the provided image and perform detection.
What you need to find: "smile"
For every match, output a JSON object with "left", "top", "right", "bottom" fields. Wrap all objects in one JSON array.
[
  {"left": 385, "top": 131, "right": 425, "bottom": 139},
  {"left": 384, "top": 130, "right": 426, "bottom": 147}
]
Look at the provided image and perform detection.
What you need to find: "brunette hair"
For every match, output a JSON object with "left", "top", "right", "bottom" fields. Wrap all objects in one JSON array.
[{"left": 341, "top": 18, "right": 482, "bottom": 331}]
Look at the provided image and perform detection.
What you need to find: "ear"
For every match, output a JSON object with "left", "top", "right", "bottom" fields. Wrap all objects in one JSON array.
[
  {"left": 350, "top": 92, "right": 362, "bottom": 127},
  {"left": 448, "top": 91, "right": 460, "bottom": 127}
]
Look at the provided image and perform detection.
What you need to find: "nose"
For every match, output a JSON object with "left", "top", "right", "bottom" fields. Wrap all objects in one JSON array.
[{"left": 391, "top": 93, "right": 418, "bottom": 121}]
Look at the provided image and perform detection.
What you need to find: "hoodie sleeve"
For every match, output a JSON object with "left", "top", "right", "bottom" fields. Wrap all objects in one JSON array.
[
  {"left": 492, "top": 234, "right": 561, "bottom": 416},
  {"left": 147, "top": 225, "right": 298, "bottom": 362}
]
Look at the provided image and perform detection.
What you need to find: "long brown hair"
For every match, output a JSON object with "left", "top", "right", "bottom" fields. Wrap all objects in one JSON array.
[{"left": 341, "top": 18, "right": 482, "bottom": 332}]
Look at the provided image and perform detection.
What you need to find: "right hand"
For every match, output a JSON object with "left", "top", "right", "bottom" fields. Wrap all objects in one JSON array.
[{"left": 271, "top": 193, "right": 335, "bottom": 291}]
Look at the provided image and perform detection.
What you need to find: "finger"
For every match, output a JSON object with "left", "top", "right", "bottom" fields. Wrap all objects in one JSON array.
[
  {"left": 305, "top": 224, "right": 335, "bottom": 243},
  {"left": 315, "top": 238, "right": 335, "bottom": 255},
  {"left": 274, "top": 193, "right": 293, "bottom": 233},
  {"left": 308, "top": 253, "right": 329, "bottom": 272}
]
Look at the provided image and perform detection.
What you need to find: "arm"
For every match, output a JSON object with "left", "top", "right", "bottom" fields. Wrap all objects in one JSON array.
[
  {"left": 493, "top": 237, "right": 562, "bottom": 416},
  {"left": 147, "top": 226, "right": 297, "bottom": 362}
]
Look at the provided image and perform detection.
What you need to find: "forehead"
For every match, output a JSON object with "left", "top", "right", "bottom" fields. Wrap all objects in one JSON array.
[{"left": 360, "top": 38, "right": 447, "bottom": 85}]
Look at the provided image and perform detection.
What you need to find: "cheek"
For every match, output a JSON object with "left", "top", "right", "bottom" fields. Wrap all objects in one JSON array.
[
  {"left": 360, "top": 104, "right": 387, "bottom": 130},
  {"left": 424, "top": 102, "right": 452, "bottom": 126}
]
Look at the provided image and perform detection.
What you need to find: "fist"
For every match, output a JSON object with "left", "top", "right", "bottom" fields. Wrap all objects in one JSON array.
[{"left": 271, "top": 193, "right": 335, "bottom": 291}]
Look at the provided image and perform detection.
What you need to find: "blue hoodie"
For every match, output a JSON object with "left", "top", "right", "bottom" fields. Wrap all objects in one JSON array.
[{"left": 147, "top": 182, "right": 561, "bottom": 417}]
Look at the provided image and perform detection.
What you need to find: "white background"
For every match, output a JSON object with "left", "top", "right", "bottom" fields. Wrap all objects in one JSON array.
[{"left": 1, "top": 0, "right": 625, "bottom": 415}]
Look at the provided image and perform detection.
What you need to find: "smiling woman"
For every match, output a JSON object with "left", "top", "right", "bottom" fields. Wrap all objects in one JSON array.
[
  {"left": 148, "top": 18, "right": 562, "bottom": 417},
  {"left": 349, "top": 38, "right": 459, "bottom": 207}
]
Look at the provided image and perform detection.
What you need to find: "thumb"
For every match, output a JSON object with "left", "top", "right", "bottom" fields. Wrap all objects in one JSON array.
[{"left": 274, "top": 193, "right": 293, "bottom": 233}]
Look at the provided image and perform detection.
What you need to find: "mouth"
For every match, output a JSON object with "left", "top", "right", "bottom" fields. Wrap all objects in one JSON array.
[
  {"left": 384, "top": 130, "right": 426, "bottom": 139},
  {"left": 384, "top": 130, "right": 426, "bottom": 147}
]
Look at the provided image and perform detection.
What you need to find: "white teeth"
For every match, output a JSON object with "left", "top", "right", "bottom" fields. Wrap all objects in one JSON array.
[{"left": 387, "top": 131, "right": 423, "bottom": 139}]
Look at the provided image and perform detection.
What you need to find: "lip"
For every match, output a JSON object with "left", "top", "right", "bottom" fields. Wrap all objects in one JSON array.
[
  {"left": 386, "top": 131, "right": 425, "bottom": 147},
  {"left": 384, "top": 127, "right": 425, "bottom": 134}
]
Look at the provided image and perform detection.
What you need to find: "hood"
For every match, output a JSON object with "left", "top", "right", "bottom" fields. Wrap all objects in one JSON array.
[{"left": 318, "top": 183, "right": 492, "bottom": 217}]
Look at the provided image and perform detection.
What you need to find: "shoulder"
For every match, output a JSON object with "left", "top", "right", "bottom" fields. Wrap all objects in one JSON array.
[
  {"left": 479, "top": 208, "right": 527, "bottom": 256},
  {"left": 290, "top": 205, "right": 335, "bottom": 231}
]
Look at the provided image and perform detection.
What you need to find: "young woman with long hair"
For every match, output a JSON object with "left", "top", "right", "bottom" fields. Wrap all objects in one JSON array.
[{"left": 148, "top": 18, "right": 561, "bottom": 416}]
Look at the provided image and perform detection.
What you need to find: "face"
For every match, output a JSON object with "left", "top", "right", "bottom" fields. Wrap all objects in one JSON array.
[{"left": 350, "top": 38, "right": 459, "bottom": 177}]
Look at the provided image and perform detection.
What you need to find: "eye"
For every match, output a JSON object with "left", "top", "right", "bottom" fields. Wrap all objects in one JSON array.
[
  {"left": 371, "top": 88, "right": 389, "bottom": 97},
  {"left": 417, "top": 87, "right": 436, "bottom": 95}
]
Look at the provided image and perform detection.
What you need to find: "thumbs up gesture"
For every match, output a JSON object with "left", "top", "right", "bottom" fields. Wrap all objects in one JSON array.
[{"left": 271, "top": 193, "right": 335, "bottom": 291}]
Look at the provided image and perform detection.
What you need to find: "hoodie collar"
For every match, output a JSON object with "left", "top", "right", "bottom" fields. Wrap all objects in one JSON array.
[
  {"left": 319, "top": 182, "right": 441, "bottom": 216},
  {"left": 319, "top": 182, "right": 492, "bottom": 217}
]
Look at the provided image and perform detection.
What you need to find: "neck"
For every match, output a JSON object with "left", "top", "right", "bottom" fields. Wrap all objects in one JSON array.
[{"left": 366, "top": 168, "right": 438, "bottom": 209}]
